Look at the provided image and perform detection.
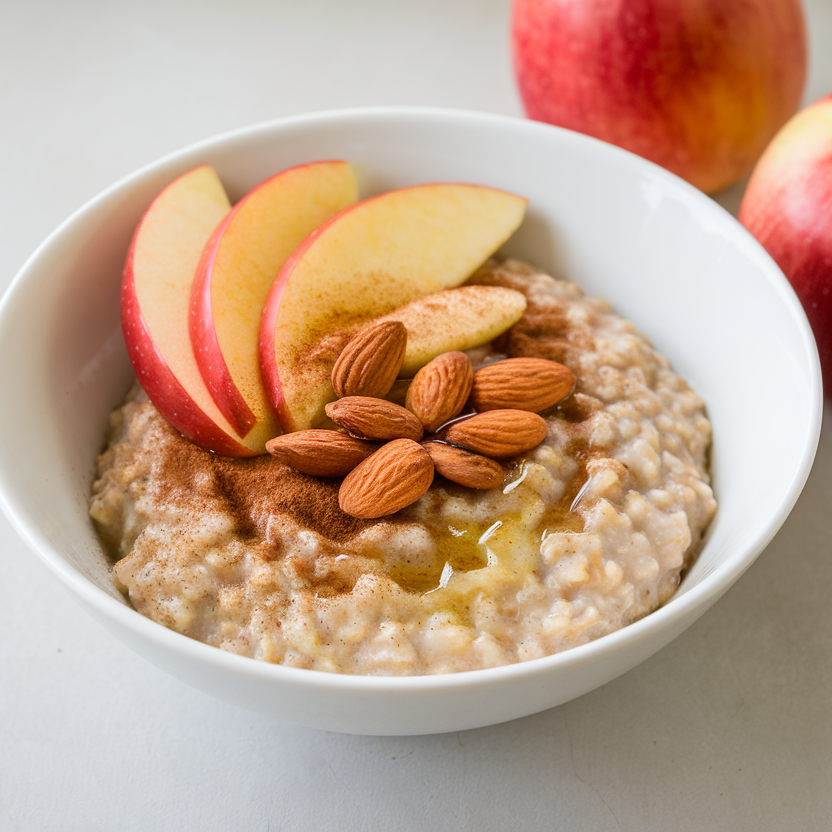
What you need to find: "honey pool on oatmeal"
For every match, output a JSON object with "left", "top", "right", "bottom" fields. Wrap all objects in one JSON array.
[{"left": 90, "top": 259, "right": 716, "bottom": 675}]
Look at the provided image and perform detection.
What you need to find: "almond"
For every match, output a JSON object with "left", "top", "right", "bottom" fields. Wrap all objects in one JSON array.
[
  {"left": 339, "top": 439, "right": 434, "bottom": 518},
  {"left": 405, "top": 351, "right": 474, "bottom": 433},
  {"left": 443, "top": 410, "right": 548, "bottom": 458},
  {"left": 331, "top": 320, "right": 407, "bottom": 399},
  {"left": 421, "top": 441, "right": 504, "bottom": 489},
  {"left": 325, "top": 396, "right": 424, "bottom": 442},
  {"left": 469, "top": 357, "right": 575, "bottom": 412},
  {"left": 265, "top": 431, "right": 376, "bottom": 477}
]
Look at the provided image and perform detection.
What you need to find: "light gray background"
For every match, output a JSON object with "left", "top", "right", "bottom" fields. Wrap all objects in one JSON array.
[{"left": 2, "top": 2, "right": 831, "bottom": 829}]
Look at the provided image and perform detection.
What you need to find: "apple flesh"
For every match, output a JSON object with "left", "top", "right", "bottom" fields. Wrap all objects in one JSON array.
[
  {"left": 190, "top": 160, "right": 358, "bottom": 440},
  {"left": 260, "top": 183, "right": 527, "bottom": 432},
  {"left": 121, "top": 165, "right": 259, "bottom": 456},
  {"left": 375, "top": 285, "right": 527, "bottom": 377},
  {"left": 739, "top": 94, "right": 832, "bottom": 394},
  {"left": 512, "top": 0, "right": 807, "bottom": 194}
]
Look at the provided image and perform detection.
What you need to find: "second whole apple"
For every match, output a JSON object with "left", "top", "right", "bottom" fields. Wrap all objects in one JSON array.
[{"left": 739, "top": 94, "right": 832, "bottom": 395}]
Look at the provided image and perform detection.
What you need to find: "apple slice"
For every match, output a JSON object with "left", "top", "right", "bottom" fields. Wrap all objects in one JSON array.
[
  {"left": 190, "top": 160, "right": 359, "bottom": 441},
  {"left": 260, "top": 183, "right": 527, "bottom": 432},
  {"left": 122, "top": 165, "right": 261, "bottom": 457},
  {"left": 376, "top": 285, "right": 527, "bottom": 376}
]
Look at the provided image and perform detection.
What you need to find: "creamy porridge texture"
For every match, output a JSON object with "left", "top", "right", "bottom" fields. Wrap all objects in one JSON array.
[{"left": 90, "top": 259, "right": 716, "bottom": 675}]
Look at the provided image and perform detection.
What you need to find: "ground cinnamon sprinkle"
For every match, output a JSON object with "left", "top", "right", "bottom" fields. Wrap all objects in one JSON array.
[
  {"left": 152, "top": 417, "right": 377, "bottom": 544},
  {"left": 471, "top": 261, "right": 592, "bottom": 372},
  {"left": 211, "top": 455, "right": 375, "bottom": 542}
]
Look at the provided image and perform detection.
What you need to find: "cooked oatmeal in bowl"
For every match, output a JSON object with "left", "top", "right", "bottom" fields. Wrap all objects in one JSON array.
[
  {"left": 90, "top": 258, "right": 716, "bottom": 675},
  {"left": 0, "top": 108, "right": 818, "bottom": 734}
]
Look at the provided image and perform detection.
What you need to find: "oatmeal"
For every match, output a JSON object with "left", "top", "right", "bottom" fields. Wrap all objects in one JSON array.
[{"left": 90, "top": 259, "right": 716, "bottom": 675}]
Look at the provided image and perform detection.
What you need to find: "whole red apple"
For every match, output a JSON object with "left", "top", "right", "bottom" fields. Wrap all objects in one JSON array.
[
  {"left": 739, "top": 94, "right": 832, "bottom": 395},
  {"left": 512, "top": 0, "right": 807, "bottom": 194}
]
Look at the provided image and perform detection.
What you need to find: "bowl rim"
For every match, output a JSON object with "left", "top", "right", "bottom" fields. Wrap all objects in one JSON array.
[{"left": 0, "top": 105, "right": 823, "bottom": 692}]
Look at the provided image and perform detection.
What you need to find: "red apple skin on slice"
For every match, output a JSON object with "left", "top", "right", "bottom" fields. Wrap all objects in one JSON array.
[
  {"left": 190, "top": 160, "right": 359, "bottom": 441},
  {"left": 259, "top": 182, "right": 528, "bottom": 433},
  {"left": 121, "top": 165, "right": 258, "bottom": 457}
]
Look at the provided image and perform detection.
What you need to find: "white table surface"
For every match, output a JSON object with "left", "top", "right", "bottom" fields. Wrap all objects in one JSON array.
[{"left": 3, "top": 2, "right": 832, "bottom": 829}]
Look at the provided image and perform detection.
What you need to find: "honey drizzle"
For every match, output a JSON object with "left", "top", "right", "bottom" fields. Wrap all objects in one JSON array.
[{"left": 387, "top": 433, "right": 591, "bottom": 607}]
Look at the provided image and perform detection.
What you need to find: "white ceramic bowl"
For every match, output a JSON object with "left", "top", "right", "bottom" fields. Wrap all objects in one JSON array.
[{"left": 0, "top": 108, "right": 821, "bottom": 735}]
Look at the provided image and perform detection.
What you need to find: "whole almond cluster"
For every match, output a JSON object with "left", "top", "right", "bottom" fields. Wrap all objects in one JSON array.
[{"left": 265, "top": 320, "right": 575, "bottom": 519}]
